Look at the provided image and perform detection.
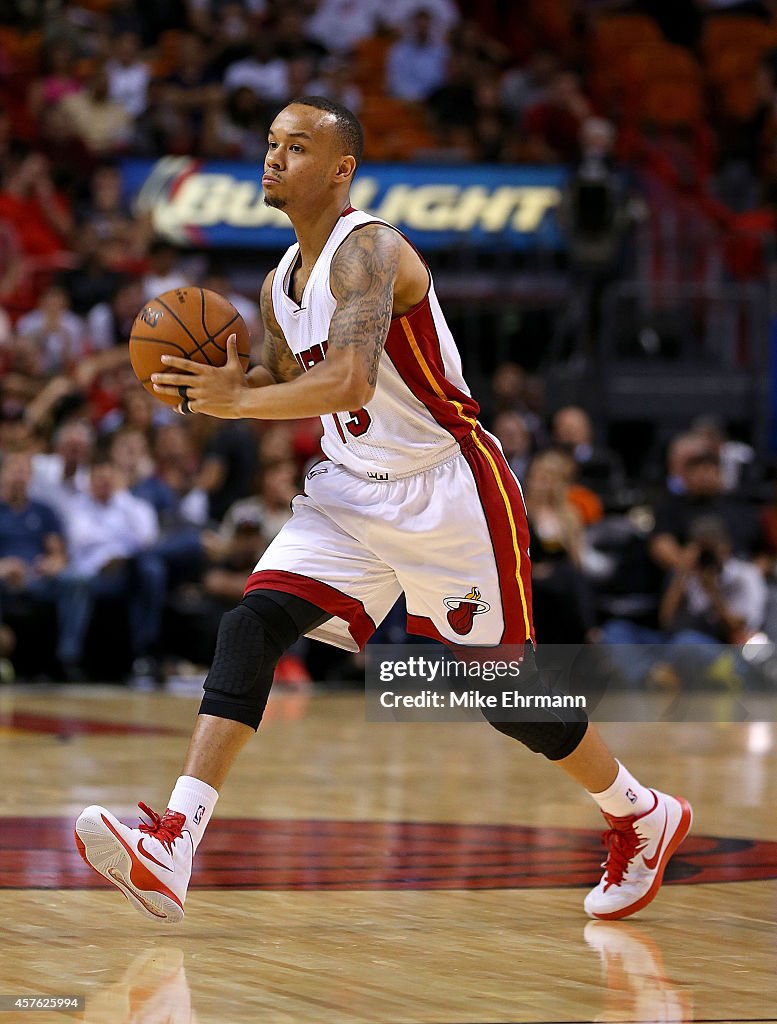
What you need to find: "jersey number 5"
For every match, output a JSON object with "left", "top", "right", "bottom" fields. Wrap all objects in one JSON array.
[
  {"left": 296, "top": 341, "right": 372, "bottom": 443},
  {"left": 334, "top": 407, "right": 371, "bottom": 442}
]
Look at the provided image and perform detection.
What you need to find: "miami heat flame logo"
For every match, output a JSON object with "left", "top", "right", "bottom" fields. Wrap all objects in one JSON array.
[{"left": 444, "top": 586, "right": 491, "bottom": 636}]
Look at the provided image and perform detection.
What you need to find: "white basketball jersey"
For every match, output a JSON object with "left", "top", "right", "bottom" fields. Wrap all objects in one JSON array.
[{"left": 271, "top": 208, "right": 480, "bottom": 479}]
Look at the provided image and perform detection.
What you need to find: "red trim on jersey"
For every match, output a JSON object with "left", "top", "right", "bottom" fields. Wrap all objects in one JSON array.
[
  {"left": 244, "top": 569, "right": 375, "bottom": 649},
  {"left": 460, "top": 435, "right": 535, "bottom": 644},
  {"left": 384, "top": 300, "right": 480, "bottom": 442},
  {"left": 341, "top": 205, "right": 356, "bottom": 216},
  {"left": 407, "top": 614, "right": 451, "bottom": 645}
]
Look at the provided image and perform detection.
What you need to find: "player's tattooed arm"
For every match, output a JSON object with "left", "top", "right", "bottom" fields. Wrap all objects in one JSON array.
[
  {"left": 249, "top": 270, "right": 301, "bottom": 386},
  {"left": 328, "top": 224, "right": 402, "bottom": 404}
]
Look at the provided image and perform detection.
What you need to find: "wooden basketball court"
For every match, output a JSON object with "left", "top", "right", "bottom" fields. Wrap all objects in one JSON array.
[{"left": 1, "top": 683, "right": 775, "bottom": 1023}]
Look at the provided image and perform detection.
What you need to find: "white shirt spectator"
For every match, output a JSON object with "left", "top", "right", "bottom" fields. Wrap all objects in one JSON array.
[
  {"left": 107, "top": 58, "right": 150, "bottom": 118},
  {"left": 383, "top": 0, "right": 459, "bottom": 42},
  {"left": 63, "top": 487, "right": 159, "bottom": 577},
  {"left": 16, "top": 307, "right": 87, "bottom": 376},
  {"left": 142, "top": 270, "right": 190, "bottom": 303},
  {"left": 223, "top": 57, "right": 289, "bottom": 101},
  {"left": 386, "top": 31, "right": 448, "bottom": 101},
  {"left": 306, "top": 0, "right": 383, "bottom": 54},
  {"left": 30, "top": 453, "right": 91, "bottom": 516},
  {"left": 684, "top": 558, "right": 767, "bottom": 634}
]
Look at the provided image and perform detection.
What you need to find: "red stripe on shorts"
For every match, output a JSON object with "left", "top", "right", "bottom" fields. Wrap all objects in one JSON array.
[
  {"left": 406, "top": 613, "right": 452, "bottom": 646},
  {"left": 460, "top": 434, "right": 534, "bottom": 644},
  {"left": 244, "top": 569, "right": 376, "bottom": 649}
]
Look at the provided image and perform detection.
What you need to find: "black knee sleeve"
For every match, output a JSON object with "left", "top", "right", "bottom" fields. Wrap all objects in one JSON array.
[
  {"left": 199, "top": 590, "right": 327, "bottom": 730},
  {"left": 484, "top": 648, "right": 589, "bottom": 761}
]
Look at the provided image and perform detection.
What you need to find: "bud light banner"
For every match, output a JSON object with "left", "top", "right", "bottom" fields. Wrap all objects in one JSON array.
[{"left": 121, "top": 158, "right": 568, "bottom": 251}]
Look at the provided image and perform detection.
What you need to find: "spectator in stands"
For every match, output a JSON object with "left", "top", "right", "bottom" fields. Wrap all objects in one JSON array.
[
  {"left": 223, "top": 34, "right": 290, "bottom": 103},
  {"left": 27, "top": 40, "right": 82, "bottom": 123},
  {"left": 689, "top": 415, "right": 755, "bottom": 493},
  {"left": 384, "top": 0, "right": 459, "bottom": 41},
  {"left": 552, "top": 405, "right": 625, "bottom": 505},
  {"left": 386, "top": 9, "right": 449, "bottom": 103},
  {"left": 220, "top": 457, "right": 298, "bottom": 544},
  {"left": 274, "top": 8, "right": 329, "bottom": 65},
  {"left": 55, "top": 452, "right": 164, "bottom": 681},
  {"left": 158, "top": 33, "right": 223, "bottom": 154},
  {"left": 59, "top": 228, "right": 122, "bottom": 317},
  {"left": 86, "top": 276, "right": 145, "bottom": 350},
  {"left": 649, "top": 449, "right": 764, "bottom": 573},
  {"left": 56, "top": 63, "right": 133, "bottom": 156},
  {"left": 665, "top": 431, "right": 710, "bottom": 495},
  {"left": 152, "top": 422, "right": 209, "bottom": 527},
  {"left": 659, "top": 516, "right": 766, "bottom": 646},
  {"left": 77, "top": 162, "right": 149, "bottom": 265},
  {"left": 472, "top": 76, "right": 511, "bottom": 162},
  {"left": 197, "top": 420, "right": 261, "bottom": 522},
  {"left": 602, "top": 517, "right": 766, "bottom": 688},
  {"left": 522, "top": 70, "right": 592, "bottom": 164},
  {"left": 30, "top": 420, "right": 94, "bottom": 515},
  {"left": 427, "top": 50, "right": 478, "bottom": 140},
  {"left": 523, "top": 449, "right": 593, "bottom": 643},
  {"left": 204, "top": 86, "right": 268, "bottom": 161},
  {"left": 141, "top": 239, "right": 190, "bottom": 302},
  {"left": 0, "top": 450, "right": 67, "bottom": 676},
  {"left": 305, "top": 0, "right": 383, "bottom": 56},
  {"left": 15, "top": 284, "right": 87, "bottom": 377},
  {"left": 166, "top": 504, "right": 268, "bottom": 670},
  {"left": 501, "top": 50, "right": 558, "bottom": 120},
  {"left": 492, "top": 409, "right": 532, "bottom": 480},
  {"left": 110, "top": 424, "right": 209, "bottom": 592},
  {"left": 308, "top": 56, "right": 362, "bottom": 113},
  {"left": 0, "top": 147, "right": 73, "bottom": 316},
  {"left": 106, "top": 30, "right": 150, "bottom": 120},
  {"left": 489, "top": 361, "right": 548, "bottom": 447}
]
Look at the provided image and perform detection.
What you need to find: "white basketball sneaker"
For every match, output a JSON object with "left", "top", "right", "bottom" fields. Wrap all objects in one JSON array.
[
  {"left": 584, "top": 790, "right": 692, "bottom": 920},
  {"left": 75, "top": 803, "right": 193, "bottom": 923}
]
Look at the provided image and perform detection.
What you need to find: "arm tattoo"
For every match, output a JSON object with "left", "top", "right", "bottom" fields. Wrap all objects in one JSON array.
[
  {"left": 329, "top": 224, "right": 402, "bottom": 388},
  {"left": 259, "top": 272, "right": 301, "bottom": 383}
]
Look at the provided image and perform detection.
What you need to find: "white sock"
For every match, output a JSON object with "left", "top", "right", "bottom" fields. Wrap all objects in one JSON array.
[
  {"left": 588, "top": 761, "right": 655, "bottom": 817},
  {"left": 167, "top": 775, "right": 219, "bottom": 852}
]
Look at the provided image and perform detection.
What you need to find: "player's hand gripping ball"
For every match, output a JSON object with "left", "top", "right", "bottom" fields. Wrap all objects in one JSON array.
[{"left": 130, "top": 287, "right": 251, "bottom": 412}]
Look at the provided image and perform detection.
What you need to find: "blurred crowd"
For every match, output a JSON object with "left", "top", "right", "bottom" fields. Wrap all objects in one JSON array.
[{"left": 2, "top": 0, "right": 777, "bottom": 688}]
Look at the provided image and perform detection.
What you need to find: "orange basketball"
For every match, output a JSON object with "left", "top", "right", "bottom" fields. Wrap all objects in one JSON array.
[{"left": 129, "top": 287, "right": 251, "bottom": 408}]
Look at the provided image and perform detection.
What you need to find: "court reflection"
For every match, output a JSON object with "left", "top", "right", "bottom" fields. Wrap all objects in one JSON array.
[
  {"left": 84, "top": 947, "right": 196, "bottom": 1024},
  {"left": 585, "top": 921, "right": 694, "bottom": 1023}
]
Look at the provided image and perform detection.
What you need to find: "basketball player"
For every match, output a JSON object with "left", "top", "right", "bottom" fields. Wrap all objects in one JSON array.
[{"left": 74, "top": 98, "right": 691, "bottom": 923}]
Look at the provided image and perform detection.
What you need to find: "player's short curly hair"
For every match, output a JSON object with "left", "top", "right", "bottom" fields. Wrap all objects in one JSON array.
[{"left": 288, "top": 95, "right": 364, "bottom": 166}]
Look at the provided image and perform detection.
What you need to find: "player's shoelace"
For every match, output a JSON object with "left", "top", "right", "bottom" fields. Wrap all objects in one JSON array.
[
  {"left": 137, "top": 802, "right": 186, "bottom": 852},
  {"left": 599, "top": 814, "right": 648, "bottom": 890}
]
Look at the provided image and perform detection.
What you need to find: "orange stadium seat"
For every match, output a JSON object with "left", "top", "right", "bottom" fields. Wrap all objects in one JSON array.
[
  {"left": 702, "top": 16, "right": 771, "bottom": 60},
  {"left": 151, "top": 30, "right": 187, "bottom": 77},
  {"left": 641, "top": 79, "right": 704, "bottom": 127},
  {"left": 591, "top": 14, "right": 663, "bottom": 57},
  {"left": 706, "top": 46, "right": 764, "bottom": 85},
  {"left": 591, "top": 41, "right": 702, "bottom": 119},
  {"left": 353, "top": 35, "right": 394, "bottom": 96},
  {"left": 360, "top": 96, "right": 435, "bottom": 160},
  {"left": 719, "top": 73, "right": 761, "bottom": 121}
]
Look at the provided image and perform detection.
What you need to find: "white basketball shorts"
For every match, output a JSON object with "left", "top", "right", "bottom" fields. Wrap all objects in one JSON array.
[{"left": 245, "top": 430, "right": 534, "bottom": 652}]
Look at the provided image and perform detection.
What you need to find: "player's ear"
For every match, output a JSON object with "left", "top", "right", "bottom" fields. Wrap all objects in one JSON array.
[{"left": 334, "top": 155, "right": 357, "bottom": 185}]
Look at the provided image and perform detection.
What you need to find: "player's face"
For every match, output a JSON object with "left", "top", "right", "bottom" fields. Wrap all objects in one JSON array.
[{"left": 262, "top": 105, "right": 343, "bottom": 211}]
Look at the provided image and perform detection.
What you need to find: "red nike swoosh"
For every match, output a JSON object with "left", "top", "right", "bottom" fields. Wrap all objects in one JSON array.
[
  {"left": 137, "top": 837, "right": 173, "bottom": 872},
  {"left": 642, "top": 812, "right": 668, "bottom": 870}
]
